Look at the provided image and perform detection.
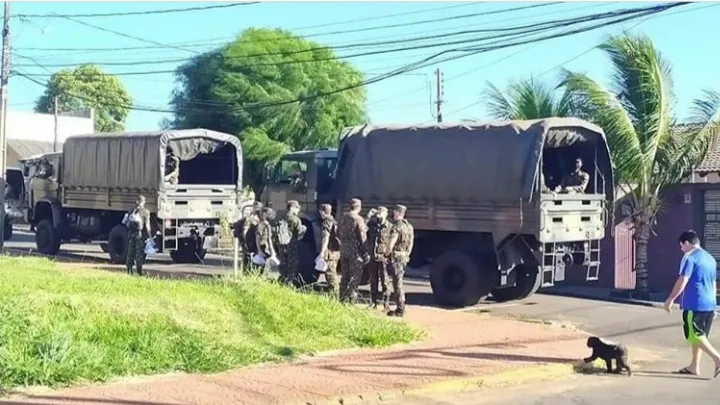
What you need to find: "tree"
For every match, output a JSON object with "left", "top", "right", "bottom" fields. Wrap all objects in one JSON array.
[
  {"left": 483, "top": 77, "right": 575, "bottom": 120},
  {"left": 168, "top": 28, "right": 368, "bottom": 191},
  {"left": 34, "top": 64, "right": 132, "bottom": 132},
  {"left": 562, "top": 34, "right": 720, "bottom": 297}
]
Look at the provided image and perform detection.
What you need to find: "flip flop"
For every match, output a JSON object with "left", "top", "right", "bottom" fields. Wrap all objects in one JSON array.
[{"left": 674, "top": 367, "right": 697, "bottom": 375}]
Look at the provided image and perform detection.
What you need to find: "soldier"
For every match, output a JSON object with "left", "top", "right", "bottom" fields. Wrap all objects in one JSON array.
[
  {"left": 164, "top": 149, "right": 180, "bottom": 185},
  {"left": 367, "top": 206, "right": 393, "bottom": 311},
  {"left": 233, "top": 201, "right": 262, "bottom": 270},
  {"left": 387, "top": 204, "right": 414, "bottom": 317},
  {"left": 125, "top": 195, "right": 151, "bottom": 276},
  {"left": 277, "top": 200, "right": 307, "bottom": 285},
  {"left": 255, "top": 207, "right": 276, "bottom": 268},
  {"left": 319, "top": 203, "right": 341, "bottom": 298},
  {"left": 338, "top": 198, "right": 368, "bottom": 304},
  {"left": 555, "top": 157, "right": 590, "bottom": 194}
]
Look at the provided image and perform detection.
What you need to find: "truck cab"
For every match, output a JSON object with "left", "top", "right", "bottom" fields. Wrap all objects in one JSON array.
[{"left": 259, "top": 149, "right": 338, "bottom": 284}]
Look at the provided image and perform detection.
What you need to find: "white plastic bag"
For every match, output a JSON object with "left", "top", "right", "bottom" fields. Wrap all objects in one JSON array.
[
  {"left": 251, "top": 253, "right": 266, "bottom": 266},
  {"left": 144, "top": 239, "right": 158, "bottom": 256},
  {"left": 315, "top": 256, "right": 328, "bottom": 272},
  {"left": 267, "top": 256, "right": 280, "bottom": 268}
]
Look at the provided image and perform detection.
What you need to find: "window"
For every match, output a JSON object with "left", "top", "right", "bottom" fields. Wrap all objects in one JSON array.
[{"left": 272, "top": 160, "right": 307, "bottom": 184}]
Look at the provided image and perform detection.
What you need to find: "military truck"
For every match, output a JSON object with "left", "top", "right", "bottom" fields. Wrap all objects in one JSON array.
[
  {"left": 260, "top": 118, "right": 614, "bottom": 307},
  {"left": 24, "top": 129, "right": 250, "bottom": 263}
]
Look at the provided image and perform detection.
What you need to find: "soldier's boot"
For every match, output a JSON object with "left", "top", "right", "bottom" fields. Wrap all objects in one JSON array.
[
  {"left": 126, "top": 266, "right": 133, "bottom": 275},
  {"left": 137, "top": 266, "right": 143, "bottom": 276},
  {"left": 382, "top": 295, "right": 391, "bottom": 314}
]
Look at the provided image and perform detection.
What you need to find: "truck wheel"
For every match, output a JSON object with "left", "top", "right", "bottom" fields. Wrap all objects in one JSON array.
[
  {"left": 108, "top": 225, "right": 129, "bottom": 264},
  {"left": 170, "top": 238, "right": 206, "bottom": 264},
  {"left": 296, "top": 240, "right": 319, "bottom": 286},
  {"left": 3, "top": 218, "right": 12, "bottom": 241},
  {"left": 491, "top": 264, "right": 541, "bottom": 302},
  {"left": 430, "top": 250, "right": 492, "bottom": 308},
  {"left": 35, "top": 219, "right": 61, "bottom": 255}
]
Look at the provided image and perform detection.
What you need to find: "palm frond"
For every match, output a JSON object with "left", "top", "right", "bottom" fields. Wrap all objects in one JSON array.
[
  {"left": 484, "top": 77, "right": 570, "bottom": 120},
  {"left": 484, "top": 81, "right": 517, "bottom": 120}
]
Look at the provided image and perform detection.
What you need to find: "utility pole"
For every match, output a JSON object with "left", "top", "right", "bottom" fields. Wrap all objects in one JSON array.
[
  {"left": 0, "top": 2, "right": 10, "bottom": 250},
  {"left": 53, "top": 96, "right": 59, "bottom": 152},
  {"left": 434, "top": 68, "right": 444, "bottom": 123}
]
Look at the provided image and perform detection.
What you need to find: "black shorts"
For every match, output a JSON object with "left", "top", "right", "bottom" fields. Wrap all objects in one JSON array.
[{"left": 682, "top": 310, "right": 715, "bottom": 344}]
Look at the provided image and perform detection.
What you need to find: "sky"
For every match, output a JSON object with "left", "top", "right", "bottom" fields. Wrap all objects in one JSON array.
[{"left": 7, "top": 1, "right": 720, "bottom": 133}]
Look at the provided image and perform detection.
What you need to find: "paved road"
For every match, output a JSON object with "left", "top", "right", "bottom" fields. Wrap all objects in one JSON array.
[{"left": 396, "top": 294, "right": 720, "bottom": 405}]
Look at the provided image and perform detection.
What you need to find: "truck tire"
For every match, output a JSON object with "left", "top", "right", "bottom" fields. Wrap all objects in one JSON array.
[
  {"left": 108, "top": 225, "right": 129, "bottom": 264},
  {"left": 35, "top": 219, "right": 61, "bottom": 255},
  {"left": 491, "top": 264, "right": 541, "bottom": 302},
  {"left": 296, "top": 239, "right": 319, "bottom": 286},
  {"left": 3, "top": 218, "right": 12, "bottom": 241},
  {"left": 430, "top": 250, "right": 492, "bottom": 308},
  {"left": 170, "top": 238, "right": 206, "bottom": 264}
]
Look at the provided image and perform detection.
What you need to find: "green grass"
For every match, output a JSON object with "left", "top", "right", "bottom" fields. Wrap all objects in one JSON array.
[{"left": 0, "top": 256, "right": 419, "bottom": 388}]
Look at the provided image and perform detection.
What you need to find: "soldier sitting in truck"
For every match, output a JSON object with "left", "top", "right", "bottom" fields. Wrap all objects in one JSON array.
[
  {"left": 555, "top": 157, "right": 590, "bottom": 194},
  {"left": 164, "top": 149, "right": 180, "bottom": 185}
]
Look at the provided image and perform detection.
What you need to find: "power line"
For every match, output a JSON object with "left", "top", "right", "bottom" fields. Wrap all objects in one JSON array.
[
  {"left": 15, "top": 2, "right": 686, "bottom": 115},
  {"left": 439, "top": 1, "right": 711, "bottom": 121},
  {"left": 14, "top": 2, "right": 259, "bottom": 19},
  {"left": 17, "top": 3, "right": 673, "bottom": 78}
]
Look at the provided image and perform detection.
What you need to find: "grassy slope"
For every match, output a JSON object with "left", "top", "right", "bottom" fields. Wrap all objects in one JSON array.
[{"left": 0, "top": 257, "right": 418, "bottom": 388}]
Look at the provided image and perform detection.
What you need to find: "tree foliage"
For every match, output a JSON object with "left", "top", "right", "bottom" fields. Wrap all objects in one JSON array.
[
  {"left": 561, "top": 34, "right": 720, "bottom": 295},
  {"left": 483, "top": 77, "right": 576, "bottom": 120},
  {"left": 34, "top": 64, "right": 132, "bottom": 132},
  {"left": 168, "top": 28, "right": 368, "bottom": 190}
]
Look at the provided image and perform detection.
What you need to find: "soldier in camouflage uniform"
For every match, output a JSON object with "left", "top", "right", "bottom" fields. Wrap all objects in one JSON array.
[
  {"left": 338, "top": 198, "right": 368, "bottom": 304},
  {"left": 319, "top": 203, "right": 341, "bottom": 298},
  {"left": 234, "top": 201, "right": 262, "bottom": 270},
  {"left": 278, "top": 200, "right": 307, "bottom": 285},
  {"left": 255, "top": 207, "right": 276, "bottom": 269},
  {"left": 387, "top": 204, "right": 414, "bottom": 317},
  {"left": 367, "top": 206, "right": 393, "bottom": 311},
  {"left": 125, "top": 195, "right": 151, "bottom": 276},
  {"left": 556, "top": 157, "right": 590, "bottom": 194}
]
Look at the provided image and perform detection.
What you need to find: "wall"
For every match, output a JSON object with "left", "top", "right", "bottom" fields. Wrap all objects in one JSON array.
[{"left": 6, "top": 110, "right": 94, "bottom": 144}]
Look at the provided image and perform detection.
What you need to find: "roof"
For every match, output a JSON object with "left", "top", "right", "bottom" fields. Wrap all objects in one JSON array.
[
  {"left": 690, "top": 123, "right": 720, "bottom": 175},
  {"left": 7, "top": 139, "right": 62, "bottom": 160}
]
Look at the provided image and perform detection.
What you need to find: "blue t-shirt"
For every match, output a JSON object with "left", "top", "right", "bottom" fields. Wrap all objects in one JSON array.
[{"left": 679, "top": 247, "right": 718, "bottom": 312}]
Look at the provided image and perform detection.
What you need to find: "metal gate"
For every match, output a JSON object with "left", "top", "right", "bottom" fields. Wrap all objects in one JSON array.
[
  {"left": 703, "top": 189, "right": 720, "bottom": 261},
  {"left": 614, "top": 221, "right": 635, "bottom": 290}
]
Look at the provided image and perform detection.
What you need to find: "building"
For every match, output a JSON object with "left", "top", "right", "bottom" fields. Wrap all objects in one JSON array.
[
  {"left": 5, "top": 109, "right": 95, "bottom": 168},
  {"left": 567, "top": 125, "right": 720, "bottom": 293}
]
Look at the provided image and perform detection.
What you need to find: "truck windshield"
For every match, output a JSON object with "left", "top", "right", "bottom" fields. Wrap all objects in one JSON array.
[{"left": 271, "top": 160, "right": 307, "bottom": 185}]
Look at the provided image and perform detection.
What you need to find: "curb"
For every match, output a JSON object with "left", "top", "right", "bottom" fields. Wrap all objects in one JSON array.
[
  {"left": 308, "top": 363, "right": 577, "bottom": 405},
  {"left": 539, "top": 289, "right": 663, "bottom": 309}
]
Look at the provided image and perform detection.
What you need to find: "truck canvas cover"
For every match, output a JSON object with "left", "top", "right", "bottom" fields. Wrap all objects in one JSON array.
[
  {"left": 334, "top": 118, "right": 611, "bottom": 202},
  {"left": 62, "top": 129, "right": 243, "bottom": 190}
]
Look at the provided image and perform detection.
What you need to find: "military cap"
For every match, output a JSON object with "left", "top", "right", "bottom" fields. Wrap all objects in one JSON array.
[
  {"left": 376, "top": 206, "right": 388, "bottom": 214},
  {"left": 349, "top": 198, "right": 362, "bottom": 210},
  {"left": 319, "top": 204, "right": 333, "bottom": 215},
  {"left": 261, "top": 207, "right": 274, "bottom": 216},
  {"left": 287, "top": 200, "right": 300, "bottom": 209},
  {"left": 393, "top": 204, "right": 407, "bottom": 214}
]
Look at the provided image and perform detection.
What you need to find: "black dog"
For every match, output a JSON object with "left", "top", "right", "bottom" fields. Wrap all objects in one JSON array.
[{"left": 584, "top": 336, "right": 632, "bottom": 376}]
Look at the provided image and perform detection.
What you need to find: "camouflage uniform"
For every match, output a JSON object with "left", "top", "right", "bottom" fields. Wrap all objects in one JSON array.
[
  {"left": 279, "top": 201, "right": 307, "bottom": 285},
  {"left": 234, "top": 207, "right": 260, "bottom": 271},
  {"left": 388, "top": 205, "right": 414, "bottom": 316},
  {"left": 126, "top": 201, "right": 151, "bottom": 276},
  {"left": 319, "top": 204, "right": 341, "bottom": 298},
  {"left": 255, "top": 208, "right": 276, "bottom": 269},
  {"left": 367, "top": 207, "right": 393, "bottom": 309},
  {"left": 338, "top": 199, "right": 368, "bottom": 304},
  {"left": 560, "top": 170, "right": 590, "bottom": 193}
]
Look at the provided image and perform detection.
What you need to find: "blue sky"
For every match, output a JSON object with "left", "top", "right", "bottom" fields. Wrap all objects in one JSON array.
[{"left": 8, "top": 1, "right": 720, "bottom": 132}]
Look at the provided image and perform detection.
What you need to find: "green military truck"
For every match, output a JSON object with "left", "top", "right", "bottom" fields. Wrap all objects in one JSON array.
[
  {"left": 23, "top": 129, "right": 251, "bottom": 263},
  {"left": 260, "top": 118, "right": 615, "bottom": 307}
]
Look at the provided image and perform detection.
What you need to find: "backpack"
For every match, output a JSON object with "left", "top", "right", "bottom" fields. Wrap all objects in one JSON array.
[{"left": 275, "top": 219, "right": 292, "bottom": 246}]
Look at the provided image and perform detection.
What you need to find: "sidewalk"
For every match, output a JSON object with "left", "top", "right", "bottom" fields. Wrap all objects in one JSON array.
[
  {"left": 540, "top": 285, "right": 666, "bottom": 307},
  {"left": 5, "top": 307, "right": 591, "bottom": 405}
]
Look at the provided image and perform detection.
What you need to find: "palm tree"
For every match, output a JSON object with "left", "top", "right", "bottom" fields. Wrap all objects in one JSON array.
[
  {"left": 562, "top": 34, "right": 720, "bottom": 297},
  {"left": 484, "top": 77, "right": 575, "bottom": 120}
]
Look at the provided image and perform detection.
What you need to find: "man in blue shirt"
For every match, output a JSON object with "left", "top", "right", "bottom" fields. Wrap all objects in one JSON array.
[{"left": 664, "top": 230, "right": 720, "bottom": 378}]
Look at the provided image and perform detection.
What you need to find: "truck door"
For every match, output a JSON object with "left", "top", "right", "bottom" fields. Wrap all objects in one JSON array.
[{"left": 265, "top": 159, "right": 309, "bottom": 213}]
